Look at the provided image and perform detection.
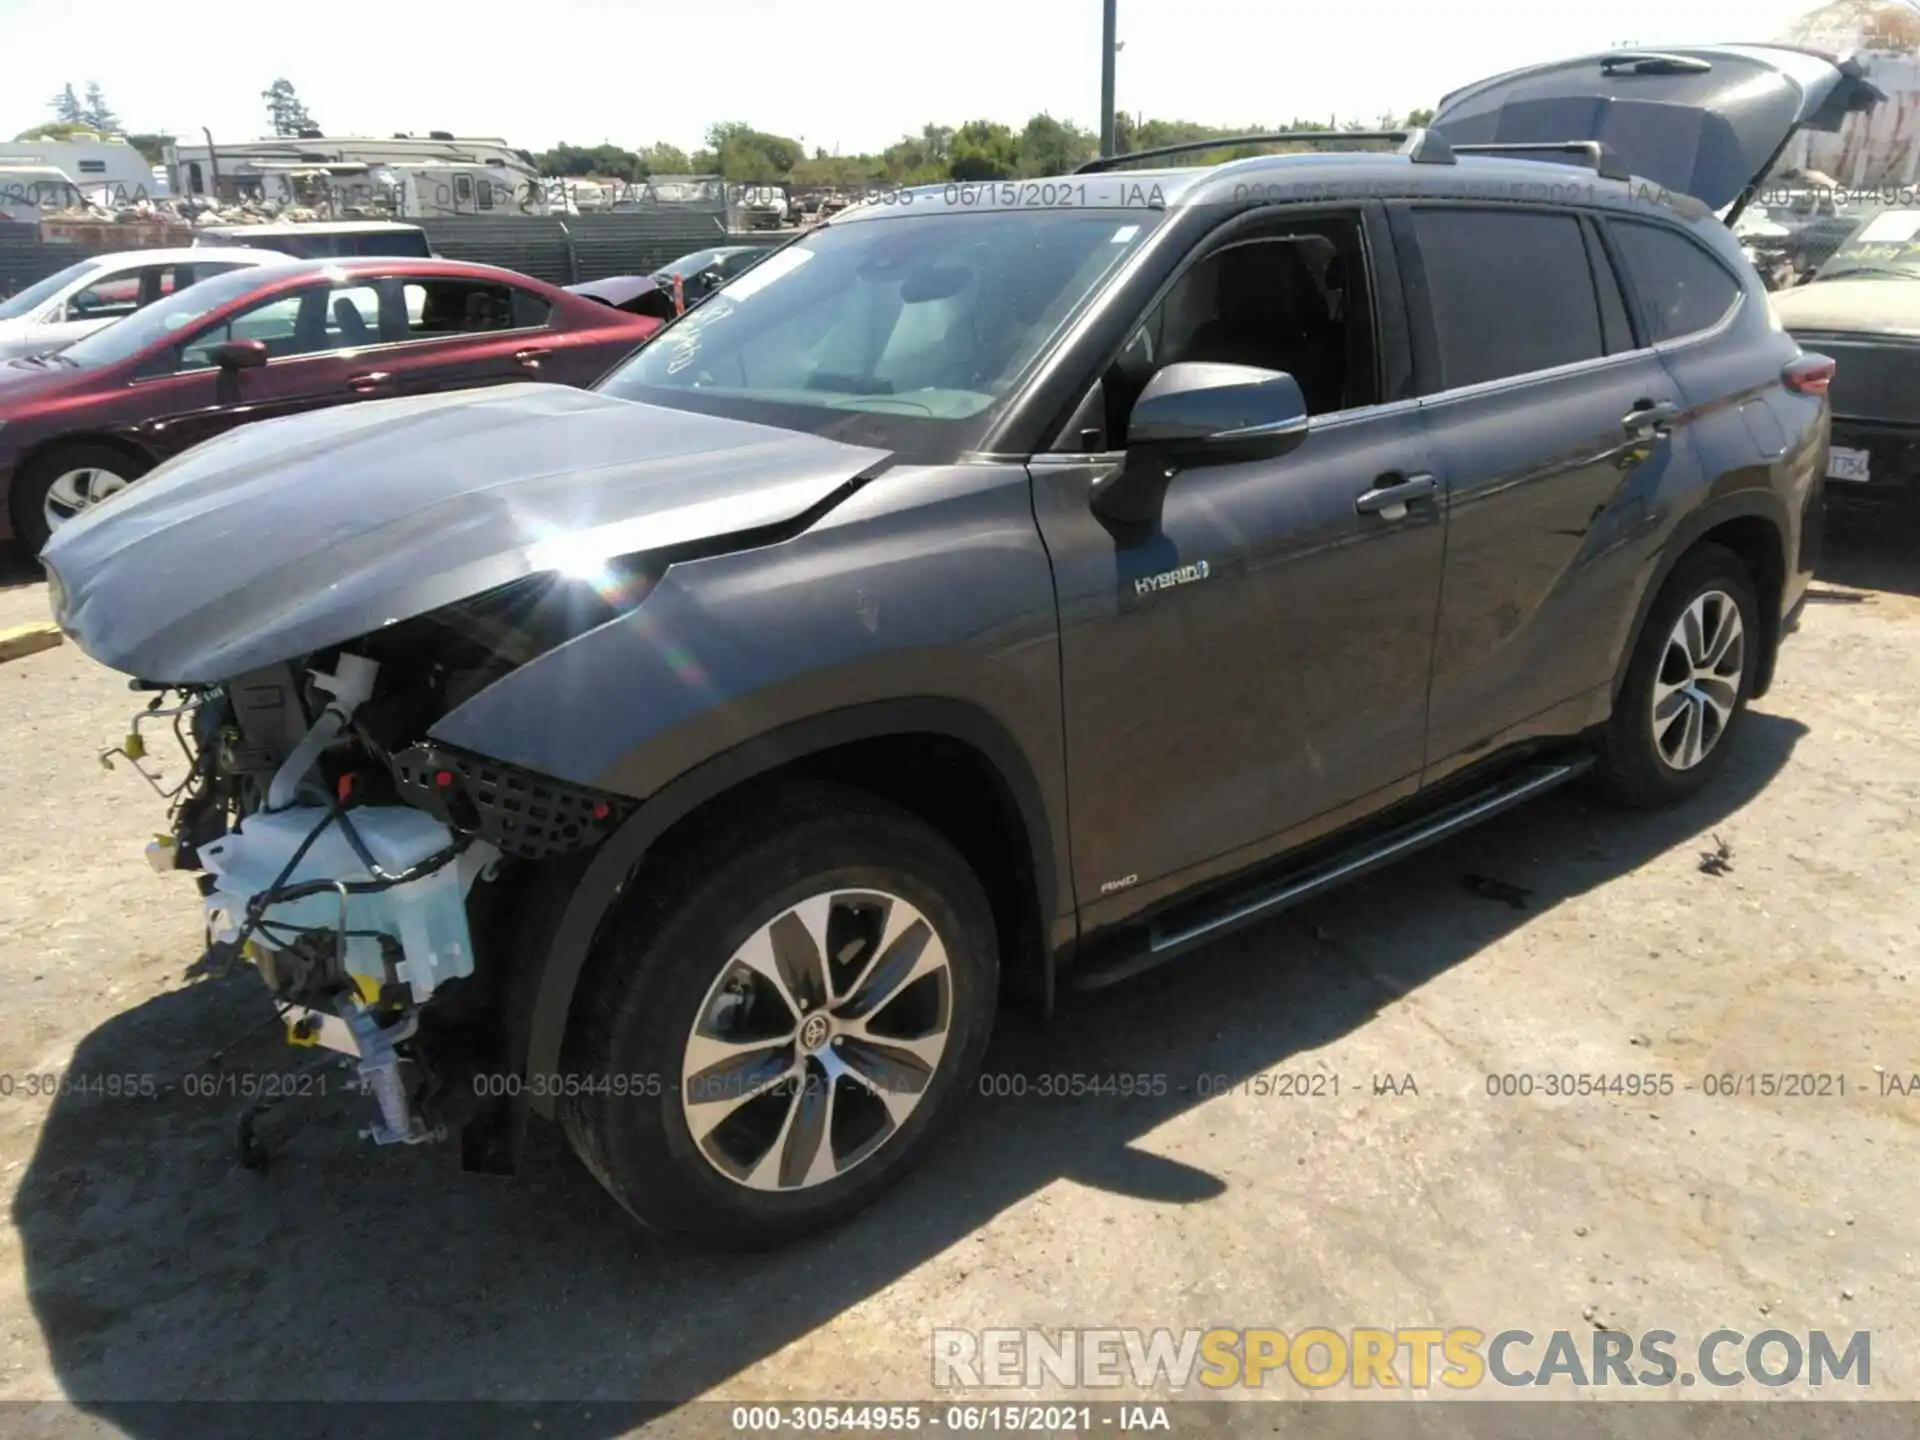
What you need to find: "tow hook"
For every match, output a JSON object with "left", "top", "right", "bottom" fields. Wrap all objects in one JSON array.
[{"left": 345, "top": 1005, "right": 445, "bottom": 1147}]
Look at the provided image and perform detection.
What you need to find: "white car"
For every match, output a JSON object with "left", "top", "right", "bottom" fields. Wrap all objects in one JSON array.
[{"left": 0, "top": 248, "right": 292, "bottom": 362}]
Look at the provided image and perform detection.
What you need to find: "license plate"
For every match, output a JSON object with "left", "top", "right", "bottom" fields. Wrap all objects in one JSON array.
[{"left": 1826, "top": 446, "right": 1871, "bottom": 483}]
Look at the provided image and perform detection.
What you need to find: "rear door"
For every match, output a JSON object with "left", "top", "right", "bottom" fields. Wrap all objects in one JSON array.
[
  {"left": 379, "top": 274, "right": 577, "bottom": 395},
  {"left": 1429, "top": 45, "right": 1884, "bottom": 219},
  {"left": 1390, "top": 202, "right": 1687, "bottom": 783}
]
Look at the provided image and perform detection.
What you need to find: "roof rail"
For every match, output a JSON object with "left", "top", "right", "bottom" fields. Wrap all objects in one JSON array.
[
  {"left": 1446, "top": 140, "right": 1633, "bottom": 182},
  {"left": 1072, "top": 129, "right": 1456, "bottom": 175}
]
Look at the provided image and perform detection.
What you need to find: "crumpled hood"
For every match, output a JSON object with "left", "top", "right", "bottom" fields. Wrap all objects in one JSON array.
[
  {"left": 42, "top": 382, "right": 891, "bottom": 683},
  {"left": 1772, "top": 278, "right": 1920, "bottom": 339}
]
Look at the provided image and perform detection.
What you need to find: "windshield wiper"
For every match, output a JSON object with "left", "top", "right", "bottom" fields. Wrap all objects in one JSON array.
[{"left": 1816, "top": 265, "right": 1917, "bottom": 283}]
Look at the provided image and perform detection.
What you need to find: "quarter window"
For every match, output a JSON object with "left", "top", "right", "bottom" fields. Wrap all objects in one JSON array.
[
  {"left": 1409, "top": 208, "right": 1605, "bottom": 390},
  {"left": 1607, "top": 220, "right": 1743, "bottom": 342}
]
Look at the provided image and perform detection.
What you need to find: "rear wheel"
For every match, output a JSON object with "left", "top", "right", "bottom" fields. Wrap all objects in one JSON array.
[
  {"left": 13, "top": 444, "right": 150, "bottom": 555},
  {"left": 1598, "top": 543, "right": 1760, "bottom": 807},
  {"left": 560, "top": 784, "right": 998, "bottom": 1248}
]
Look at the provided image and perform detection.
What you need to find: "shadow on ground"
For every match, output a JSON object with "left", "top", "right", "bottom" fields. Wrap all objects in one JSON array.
[
  {"left": 1818, "top": 509, "right": 1920, "bottom": 600},
  {"left": 1, "top": 543, "right": 40, "bottom": 593},
  {"left": 13, "top": 700, "right": 1809, "bottom": 1435}
]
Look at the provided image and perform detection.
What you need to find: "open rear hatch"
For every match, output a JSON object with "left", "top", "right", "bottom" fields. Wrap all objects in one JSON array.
[{"left": 1430, "top": 44, "right": 1885, "bottom": 221}]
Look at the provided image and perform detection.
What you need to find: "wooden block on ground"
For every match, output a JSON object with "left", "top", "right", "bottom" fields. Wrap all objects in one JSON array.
[{"left": 0, "top": 622, "right": 63, "bottom": 664}]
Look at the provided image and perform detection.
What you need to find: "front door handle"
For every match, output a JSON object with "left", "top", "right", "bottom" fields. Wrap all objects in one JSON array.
[
  {"left": 346, "top": 371, "right": 393, "bottom": 393},
  {"left": 1623, "top": 399, "right": 1680, "bottom": 435},
  {"left": 1355, "top": 472, "right": 1437, "bottom": 520},
  {"left": 515, "top": 348, "right": 549, "bottom": 370}
]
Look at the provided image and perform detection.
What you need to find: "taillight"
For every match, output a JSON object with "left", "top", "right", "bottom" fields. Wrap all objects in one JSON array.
[{"left": 1783, "top": 354, "right": 1835, "bottom": 396}]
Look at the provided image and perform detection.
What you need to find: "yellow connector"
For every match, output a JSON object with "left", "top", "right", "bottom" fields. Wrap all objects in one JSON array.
[
  {"left": 285, "top": 1016, "right": 319, "bottom": 1047},
  {"left": 351, "top": 973, "right": 382, "bottom": 1004}
]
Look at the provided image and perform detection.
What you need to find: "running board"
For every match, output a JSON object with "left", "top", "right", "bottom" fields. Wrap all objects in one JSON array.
[{"left": 1064, "top": 759, "right": 1593, "bottom": 991}]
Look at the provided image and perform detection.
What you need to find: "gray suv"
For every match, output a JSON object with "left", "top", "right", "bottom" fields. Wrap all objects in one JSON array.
[{"left": 43, "top": 44, "right": 1876, "bottom": 1248}]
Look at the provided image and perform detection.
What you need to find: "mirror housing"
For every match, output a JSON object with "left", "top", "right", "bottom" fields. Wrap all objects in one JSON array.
[
  {"left": 208, "top": 339, "right": 269, "bottom": 370},
  {"left": 1091, "top": 362, "right": 1310, "bottom": 526}
]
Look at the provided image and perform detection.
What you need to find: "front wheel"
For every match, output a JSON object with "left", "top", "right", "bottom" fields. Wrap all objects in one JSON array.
[
  {"left": 13, "top": 444, "right": 150, "bottom": 555},
  {"left": 560, "top": 784, "right": 999, "bottom": 1248},
  {"left": 1597, "top": 543, "right": 1761, "bottom": 807}
]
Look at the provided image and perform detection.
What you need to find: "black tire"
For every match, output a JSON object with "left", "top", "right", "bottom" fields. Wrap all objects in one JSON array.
[
  {"left": 12, "top": 443, "right": 150, "bottom": 556},
  {"left": 560, "top": 782, "right": 998, "bottom": 1249},
  {"left": 1597, "top": 543, "right": 1761, "bottom": 808}
]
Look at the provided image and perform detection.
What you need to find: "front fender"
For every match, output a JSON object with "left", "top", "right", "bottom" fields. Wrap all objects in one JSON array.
[
  {"left": 514, "top": 696, "right": 1067, "bottom": 1120},
  {"left": 428, "top": 462, "right": 1074, "bottom": 1117}
]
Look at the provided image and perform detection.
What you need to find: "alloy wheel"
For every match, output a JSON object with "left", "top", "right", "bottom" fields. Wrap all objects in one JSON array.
[
  {"left": 681, "top": 889, "right": 953, "bottom": 1191},
  {"left": 1650, "top": 588, "right": 1745, "bottom": 771},
  {"left": 43, "top": 466, "right": 130, "bottom": 532}
]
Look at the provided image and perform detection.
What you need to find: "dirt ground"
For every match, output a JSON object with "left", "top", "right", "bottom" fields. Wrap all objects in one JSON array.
[{"left": 0, "top": 522, "right": 1916, "bottom": 1435}]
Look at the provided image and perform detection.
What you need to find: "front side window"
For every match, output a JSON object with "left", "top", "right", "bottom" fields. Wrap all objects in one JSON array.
[
  {"left": 178, "top": 292, "right": 311, "bottom": 368},
  {"left": 1608, "top": 219, "right": 1743, "bottom": 341},
  {"left": 599, "top": 208, "right": 1162, "bottom": 458},
  {"left": 1410, "top": 207, "right": 1605, "bottom": 390},
  {"left": 0, "top": 261, "right": 101, "bottom": 321},
  {"left": 57, "top": 266, "right": 289, "bottom": 370},
  {"left": 1099, "top": 214, "right": 1377, "bottom": 444},
  {"left": 65, "top": 267, "right": 156, "bottom": 321}
]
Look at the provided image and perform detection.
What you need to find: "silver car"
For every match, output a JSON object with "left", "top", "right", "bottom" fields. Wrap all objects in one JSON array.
[{"left": 0, "top": 247, "right": 288, "bottom": 361}]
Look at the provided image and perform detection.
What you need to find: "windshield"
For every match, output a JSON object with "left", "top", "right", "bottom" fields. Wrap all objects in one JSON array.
[
  {"left": 599, "top": 208, "right": 1161, "bottom": 458},
  {"left": 0, "top": 260, "right": 101, "bottom": 321},
  {"left": 654, "top": 248, "right": 730, "bottom": 277},
  {"left": 1811, "top": 208, "right": 1920, "bottom": 283},
  {"left": 57, "top": 265, "right": 290, "bottom": 369}
]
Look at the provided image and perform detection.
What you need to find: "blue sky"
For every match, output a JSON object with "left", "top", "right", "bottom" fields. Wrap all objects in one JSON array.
[{"left": 1, "top": 0, "right": 1830, "bottom": 155}]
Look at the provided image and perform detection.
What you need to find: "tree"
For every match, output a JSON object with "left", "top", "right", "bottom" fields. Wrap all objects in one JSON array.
[
  {"left": 15, "top": 121, "right": 92, "bottom": 143},
  {"left": 700, "top": 122, "right": 803, "bottom": 181},
  {"left": 1016, "top": 113, "right": 1096, "bottom": 176},
  {"left": 81, "top": 82, "right": 120, "bottom": 134},
  {"left": 947, "top": 120, "right": 1020, "bottom": 181},
  {"left": 125, "top": 133, "right": 176, "bottom": 166},
  {"left": 48, "top": 85, "right": 83, "bottom": 124},
  {"left": 637, "top": 142, "right": 692, "bottom": 176},
  {"left": 262, "top": 79, "right": 319, "bottom": 137},
  {"left": 535, "top": 143, "right": 643, "bottom": 182}
]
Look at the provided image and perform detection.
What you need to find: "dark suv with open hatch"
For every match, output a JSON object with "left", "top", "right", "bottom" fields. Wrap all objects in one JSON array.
[{"left": 43, "top": 43, "right": 1873, "bottom": 1248}]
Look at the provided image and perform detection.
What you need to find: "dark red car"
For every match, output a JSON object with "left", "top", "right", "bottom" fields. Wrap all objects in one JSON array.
[{"left": 0, "top": 257, "right": 663, "bottom": 552}]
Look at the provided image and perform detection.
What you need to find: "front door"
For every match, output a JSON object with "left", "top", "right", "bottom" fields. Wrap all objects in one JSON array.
[
  {"left": 1031, "top": 206, "right": 1446, "bottom": 919},
  {"left": 127, "top": 280, "right": 396, "bottom": 461}
]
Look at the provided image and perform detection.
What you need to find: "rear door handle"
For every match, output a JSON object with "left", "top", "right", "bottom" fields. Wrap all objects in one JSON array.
[
  {"left": 515, "top": 348, "right": 550, "bottom": 369},
  {"left": 346, "top": 371, "right": 393, "bottom": 392},
  {"left": 1623, "top": 399, "right": 1680, "bottom": 435},
  {"left": 1355, "top": 472, "right": 1437, "bottom": 520}
]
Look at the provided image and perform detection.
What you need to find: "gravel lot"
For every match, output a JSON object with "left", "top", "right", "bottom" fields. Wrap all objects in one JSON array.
[{"left": 0, "top": 523, "right": 1916, "bottom": 1435}]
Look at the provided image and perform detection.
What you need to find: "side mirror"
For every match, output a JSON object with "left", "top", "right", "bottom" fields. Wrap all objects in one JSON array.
[
  {"left": 208, "top": 339, "right": 269, "bottom": 370},
  {"left": 1091, "top": 362, "right": 1310, "bottom": 526}
]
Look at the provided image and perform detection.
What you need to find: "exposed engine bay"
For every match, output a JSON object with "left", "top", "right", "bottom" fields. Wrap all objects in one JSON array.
[{"left": 112, "top": 601, "right": 635, "bottom": 1156}]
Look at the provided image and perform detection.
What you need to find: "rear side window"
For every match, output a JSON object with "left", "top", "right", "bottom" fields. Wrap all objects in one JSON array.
[
  {"left": 350, "top": 232, "right": 432, "bottom": 258},
  {"left": 402, "top": 278, "right": 548, "bottom": 335},
  {"left": 1606, "top": 220, "right": 1743, "bottom": 342},
  {"left": 1408, "top": 208, "right": 1605, "bottom": 390}
]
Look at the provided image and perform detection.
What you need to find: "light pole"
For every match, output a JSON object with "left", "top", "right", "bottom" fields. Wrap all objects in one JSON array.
[{"left": 1099, "top": 0, "right": 1118, "bottom": 157}]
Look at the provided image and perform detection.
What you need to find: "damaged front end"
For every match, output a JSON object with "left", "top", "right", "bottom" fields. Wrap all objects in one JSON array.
[{"left": 118, "top": 573, "right": 636, "bottom": 1156}]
